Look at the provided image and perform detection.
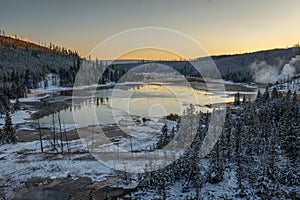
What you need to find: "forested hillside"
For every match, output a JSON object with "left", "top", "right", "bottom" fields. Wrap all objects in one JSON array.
[
  {"left": 2, "top": 34, "right": 300, "bottom": 99},
  {"left": 134, "top": 89, "right": 300, "bottom": 199},
  {"left": 0, "top": 35, "right": 82, "bottom": 98},
  {"left": 106, "top": 47, "right": 300, "bottom": 84},
  {"left": 213, "top": 47, "right": 300, "bottom": 83}
]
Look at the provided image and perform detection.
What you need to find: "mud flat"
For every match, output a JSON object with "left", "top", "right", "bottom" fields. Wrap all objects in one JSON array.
[{"left": 13, "top": 176, "right": 134, "bottom": 200}]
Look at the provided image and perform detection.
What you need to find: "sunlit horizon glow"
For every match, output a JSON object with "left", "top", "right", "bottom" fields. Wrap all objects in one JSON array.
[
  {"left": 115, "top": 49, "right": 184, "bottom": 61},
  {"left": 106, "top": 44, "right": 298, "bottom": 61},
  {"left": 0, "top": 0, "right": 299, "bottom": 60}
]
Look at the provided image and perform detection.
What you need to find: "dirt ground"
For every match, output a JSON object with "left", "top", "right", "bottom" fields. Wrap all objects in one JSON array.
[
  {"left": 17, "top": 125, "right": 129, "bottom": 143},
  {"left": 6, "top": 124, "right": 135, "bottom": 199},
  {"left": 12, "top": 176, "right": 134, "bottom": 200},
  {"left": 8, "top": 126, "right": 136, "bottom": 199}
]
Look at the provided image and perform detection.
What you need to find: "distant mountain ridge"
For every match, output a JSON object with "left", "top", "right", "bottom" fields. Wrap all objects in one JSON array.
[
  {"left": 105, "top": 47, "right": 300, "bottom": 83},
  {"left": 210, "top": 47, "right": 300, "bottom": 73},
  {"left": 1, "top": 34, "right": 299, "bottom": 93}
]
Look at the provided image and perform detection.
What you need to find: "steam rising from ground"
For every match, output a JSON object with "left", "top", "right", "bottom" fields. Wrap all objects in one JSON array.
[
  {"left": 281, "top": 64, "right": 295, "bottom": 77},
  {"left": 250, "top": 61, "right": 279, "bottom": 83},
  {"left": 250, "top": 55, "right": 300, "bottom": 83}
]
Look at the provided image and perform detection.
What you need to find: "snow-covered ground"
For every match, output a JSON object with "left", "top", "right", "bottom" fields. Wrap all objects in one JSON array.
[
  {"left": 127, "top": 166, "right": 239, "bottom": 200},
  {"left": 205, "top": 78, "right": 258, "bottom": 89},
  {"left": 272, "top": 74, "right": 300, "bottom": 93},
  {"left": 0, "top": 73, "right": 264, "bottom": 198},
  {"left": 0, "top": 110, "right": 33, "bottom": 128},
  {"left": 83, "top": 119, "right": 175, "bottom": 152},
  {"left": 0, "top": 118, "right": 178, "bottom": 199},
  {"left": 0, "top": 139, "right": 113, "bottom": 199}
]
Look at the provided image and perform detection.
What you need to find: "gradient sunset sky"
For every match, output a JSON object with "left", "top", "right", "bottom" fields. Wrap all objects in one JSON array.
[{"left": 0, "top": 0, "right": 299, "bottom": 59}]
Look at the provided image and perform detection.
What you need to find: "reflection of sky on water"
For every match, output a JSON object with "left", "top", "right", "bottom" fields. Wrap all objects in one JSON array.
[{"left": 41, "top": 84, "right": 236, "bottom": 125}]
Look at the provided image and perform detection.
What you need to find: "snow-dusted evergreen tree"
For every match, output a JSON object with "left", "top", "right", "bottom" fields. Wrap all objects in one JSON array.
[
  {"left": 3, "top": 111, "right": 17, "bottom": 143},
  {"left": 0, "top": 35, "right": 83, "bottom": 98},
  {"left": 234, "top": 92, "right": 241, "bottom": 106},
  {"left": 234, "top": 117, "right": 246, "bottom": 197},
  {"left": 256, "top": 89, "right": 262, "bottom": 103},
  {"left": 271, "top": 87, "right": 278, "bottom": 99},
  {"left": 262, "top": 87, "right": 270, "bottom": 102},
  {"left": 0, "top": 93, "right": 10, "bottom": 115},
  {"left": 13, "top": 98, "right": 21, "bottom": 112},
  {"left": 208, "top": 139, "right": 224, "bottom": 183},
  {"left": 133, "top": 88, "right": 300, "bottom": 199}
]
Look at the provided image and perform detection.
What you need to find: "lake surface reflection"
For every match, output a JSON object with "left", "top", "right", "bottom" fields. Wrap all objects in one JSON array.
[{"left": 40, "top": 84, "right": 242, "bottom": 125}]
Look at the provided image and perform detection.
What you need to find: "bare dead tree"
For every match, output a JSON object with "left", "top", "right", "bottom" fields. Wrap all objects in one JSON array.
[
  {"left": 129, "top": 135, "right": 133, "bottom": 158},
  {"left": 38, "top": 119, "right": 43, "bottom": 153},
  {"left": 92, "top": 121, "right": 95, "bottom": 153},
  {"left": 52, "top": 113, "right": 56, "bottom": 150},
  {"left": 63, "top": 123, "right": 71, "bottom": 153},
  {"left": 58, "top": 111, "right": 63, "bottom": 153}
]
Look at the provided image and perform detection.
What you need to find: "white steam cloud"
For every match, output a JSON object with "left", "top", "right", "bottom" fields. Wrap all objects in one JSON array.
[
  {"left": 250, "top": 61, "right": 279, "bottom": 84},
  {"left": 281, "top": 64, "right": 295, "bottom": 77},
  {"left": 250, "top": 55, "right": 300, "bottom": 84}
]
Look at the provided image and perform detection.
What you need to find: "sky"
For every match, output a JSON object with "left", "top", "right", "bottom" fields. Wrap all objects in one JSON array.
[{"left": 0, "top": 0, "right": 299, "bottom": 60}]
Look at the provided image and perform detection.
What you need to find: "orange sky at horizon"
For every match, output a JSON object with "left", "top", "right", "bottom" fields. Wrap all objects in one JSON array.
[
  {"left": 87, "top": 41, "right": 300, "bottom": 61},
  {"left": 1, "top": 0, "right": 300, "bottom": 60}
]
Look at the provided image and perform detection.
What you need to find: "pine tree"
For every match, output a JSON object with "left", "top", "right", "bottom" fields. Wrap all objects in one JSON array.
[
  {"left": 14, "top": 98, "right": 21, "bottom": 111},
  {"left": 255, "top": 165, "right": 272, "bottom": 199},
  {"left": 242, "top": 94, "right": 246, "bottom": 104},
  {"left": 271, "top": 87, "right": 278, "bottom": 99},
  {"left": 234, "top": 92, "right": 241, "bottom": 106},
  {"left": 256, "top": 89, "right": 262, "bottom": 102},
  {"left": 263, "top": 87, "right": 270, "bottom": 102},
  {"left": 235, "top": 118, "right": 245, "bottom": 196},
  {"left": 4, "top": 112, "right": 17, "bottom": 143},
  {"left": 209, "top": 140, "right": 224, "bottom": 183},
  {"left": 0, "top": 94, "right": 10, "bottom": 114},
  {"left": 0, "top": 128, "right": 4, "bottom": 143},
  {"left": 158, "top": 170, "right": 167, "bottom": 200}
]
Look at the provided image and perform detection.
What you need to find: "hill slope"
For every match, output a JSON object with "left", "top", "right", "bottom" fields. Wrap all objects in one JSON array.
[
  {"left": 0, "top": 36, "right": 50, "bottom": 51},
  {"left": 211, "top": 47, "right": 300, "bottom": 83},
  {"left": 0, "top": 36, "right": 82, "bottom": 98},
  {"left": 108, "top": 47, "right": 300, "bottom": 83}
]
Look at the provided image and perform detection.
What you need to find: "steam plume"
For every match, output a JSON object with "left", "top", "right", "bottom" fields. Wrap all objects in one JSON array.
[{"left": 250, "top": 55, "right": 300, "bottom": 84}]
